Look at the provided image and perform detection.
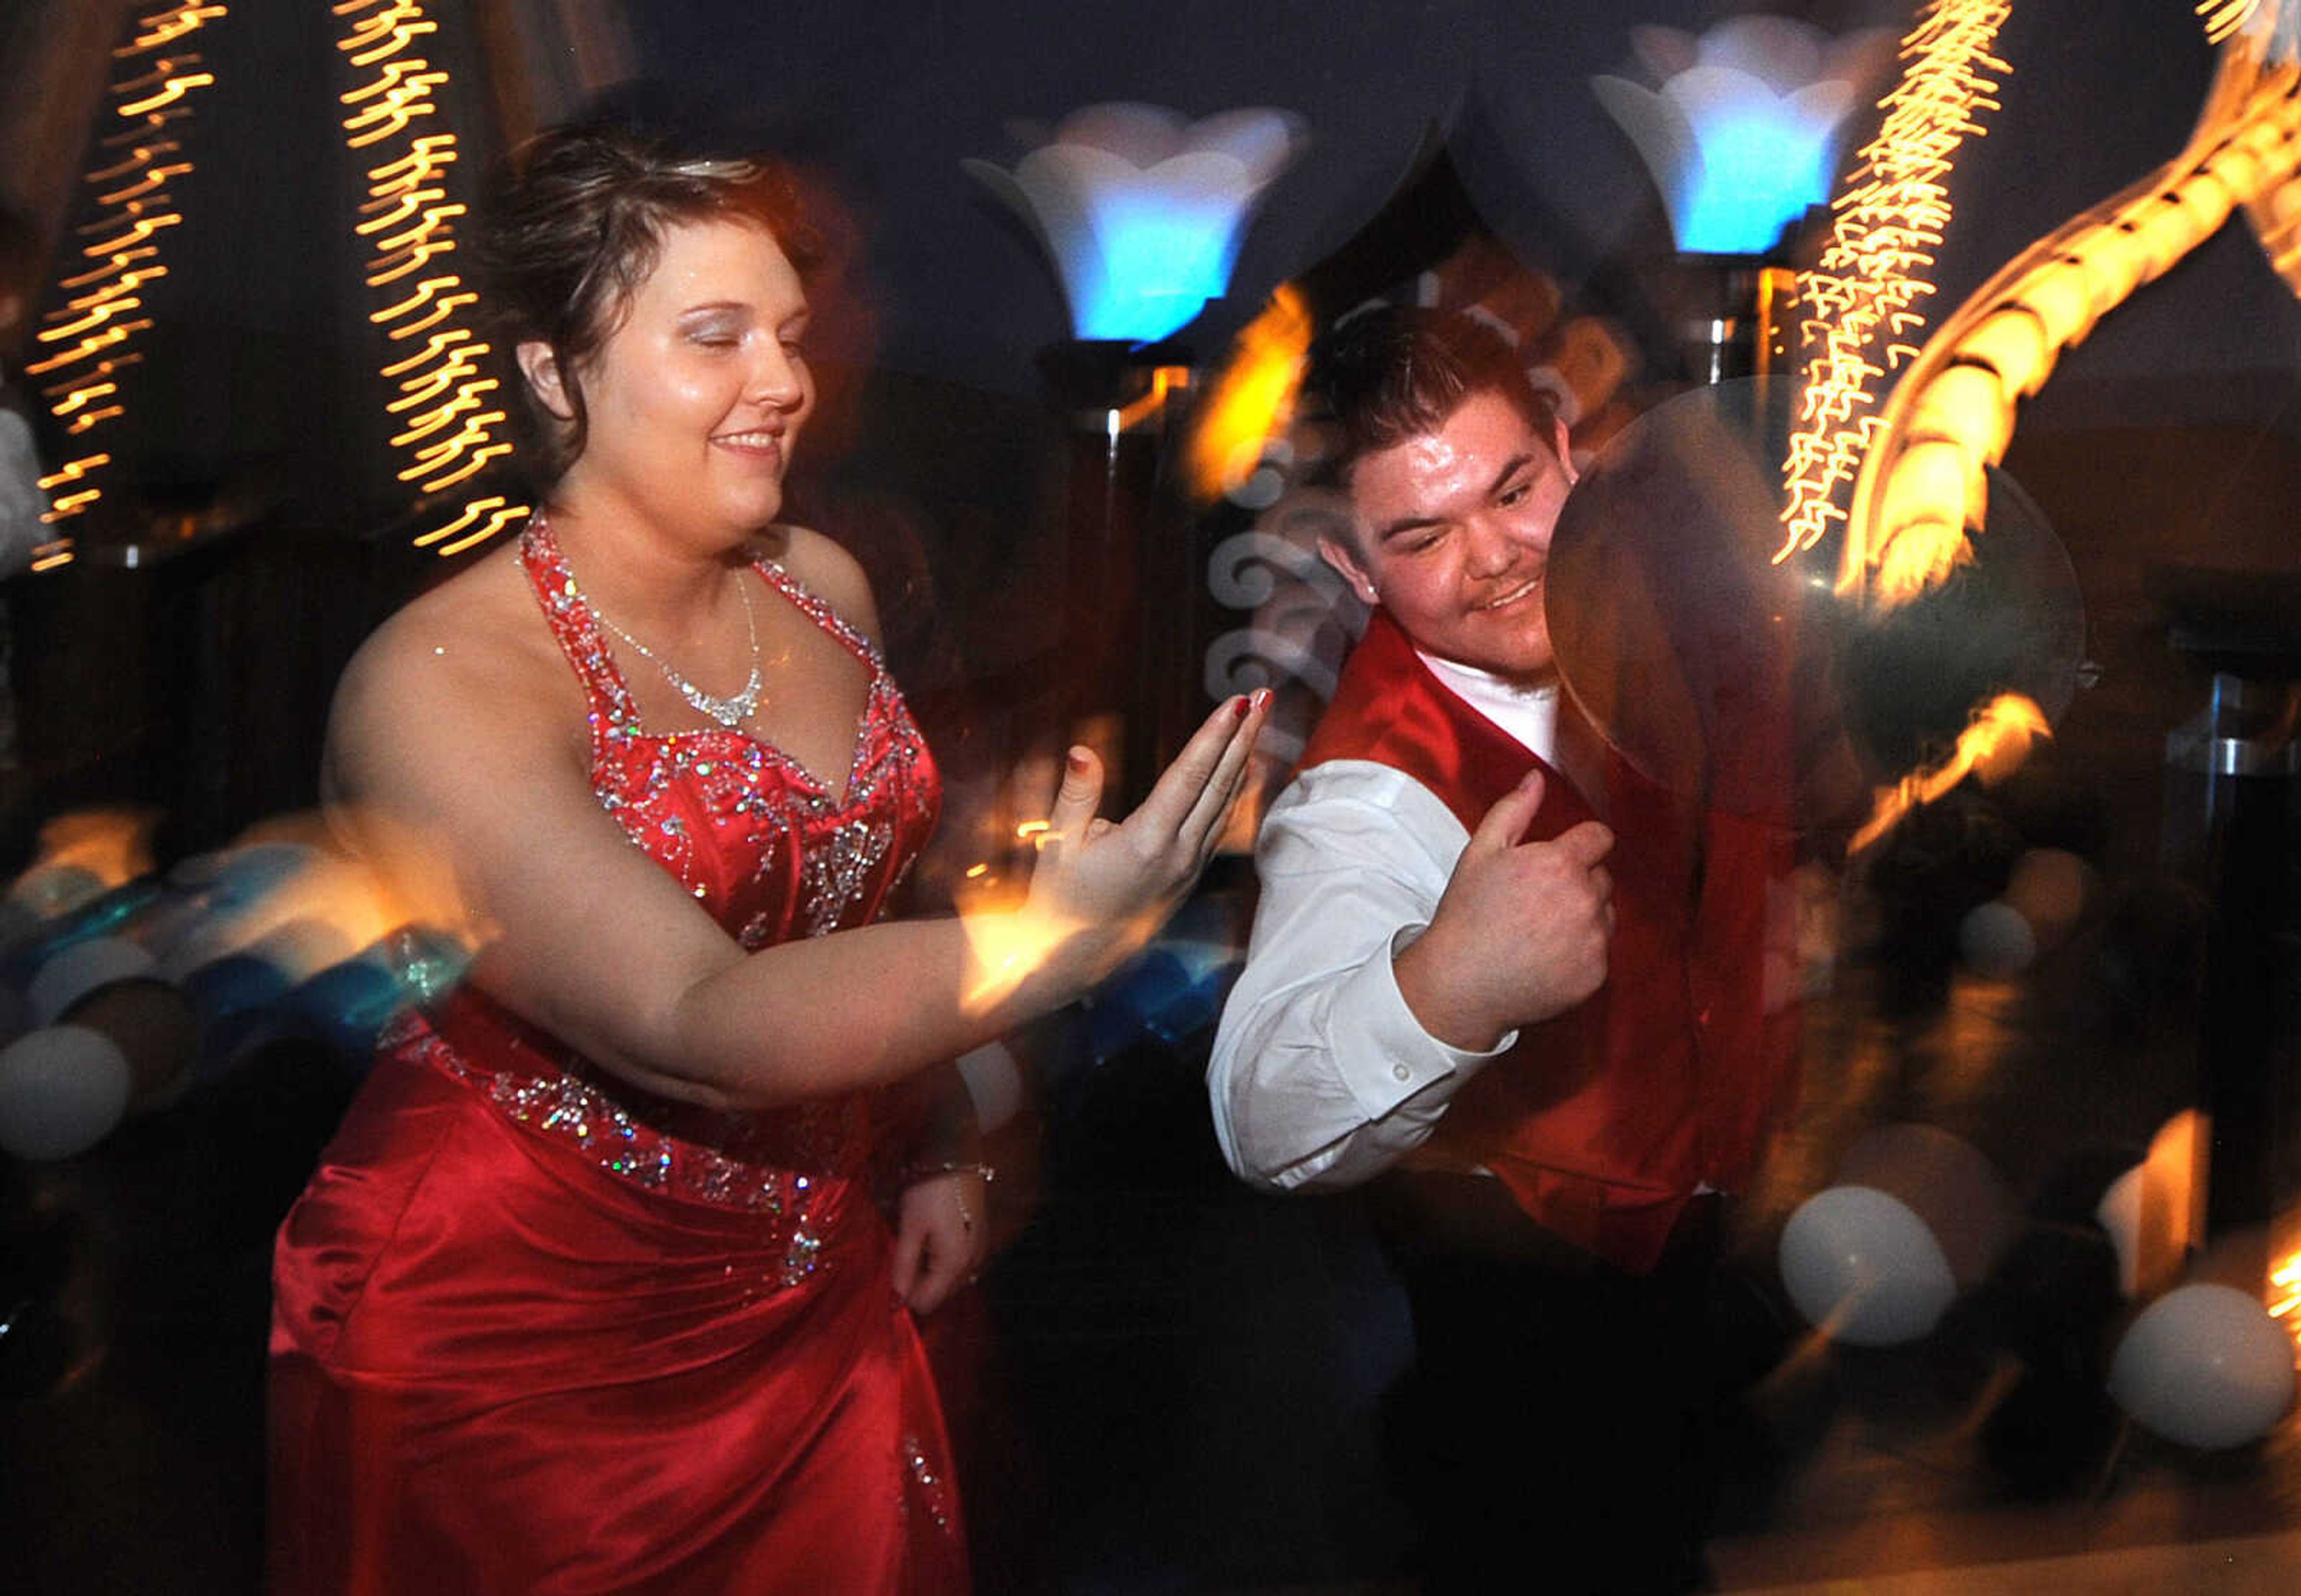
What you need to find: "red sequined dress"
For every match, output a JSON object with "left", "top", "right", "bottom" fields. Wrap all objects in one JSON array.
[{"left": 269, "top": 519, "right": 964, "bottom": 1594}]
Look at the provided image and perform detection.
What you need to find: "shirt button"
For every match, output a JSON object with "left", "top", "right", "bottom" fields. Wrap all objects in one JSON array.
[{"left": 1392, "top": 1065, "right": 1411, "bottom": 1082}]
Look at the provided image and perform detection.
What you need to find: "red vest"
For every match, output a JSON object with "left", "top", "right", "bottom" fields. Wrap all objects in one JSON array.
[{"left": 1300, "top": 610, "right": 1799, "bottom": 1271}]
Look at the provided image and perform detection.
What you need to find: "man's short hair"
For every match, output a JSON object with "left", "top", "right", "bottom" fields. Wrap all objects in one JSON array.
[{"left": 1301, "top": 304, "right": 1557, "bottom": 493}]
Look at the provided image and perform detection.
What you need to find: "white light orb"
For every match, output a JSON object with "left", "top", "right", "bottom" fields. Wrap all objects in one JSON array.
[
  {"left": 0, "top": 1024, "right": 133, "bottom": 1160},
  {"left": 1957, "top": 899, "right": 2037, "bottom": 978},
  {"left": 28, "top": 935, "right": 160, "bottom": 1026},
  {"left": 2109, "top": 1283, "right": 2296, "bottom": 1450},
  {"left": 1778, "top": 1184, "right": 1957, "bottom": 1346},
  {"left": 2096, "top": 1163, "right": 2145, "bottom": 1298}
]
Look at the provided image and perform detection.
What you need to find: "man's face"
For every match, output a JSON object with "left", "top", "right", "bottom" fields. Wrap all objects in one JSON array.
[{"left": 1321, "top": 389, "right": 1575, "bottom": 687}]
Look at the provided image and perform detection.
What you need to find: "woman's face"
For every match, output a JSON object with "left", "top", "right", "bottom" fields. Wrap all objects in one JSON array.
[{"left": 535, "top": 215, "right": 814, "bottom": 544}]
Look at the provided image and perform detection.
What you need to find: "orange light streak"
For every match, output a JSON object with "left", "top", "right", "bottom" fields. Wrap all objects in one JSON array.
[
  {"left": 430, "top": 501, "right": 524, "bottom": 556},
  {"left": 49, "top": 383, "right": 119, "bottom": 417},
  {"left": 24, "top": 322, "right": 150, "bottom": 374},
  {"left": 38, "top": 300, "right": 147, "bottom": 343},
  {"left": 2270, "top": 1252, "right": 2301, "bottom": 1322},
  {"left": 2200, "top": 1, "right": 2264, "bottom": 46},
  {"left": 84, "top": 141, "right": 179, "bottom": 184},
  {"left": 384, "top": 291, "right": 478, "bottom": 340},
  {"left": 36, "top": 455, "right": 114, "bottom": 491},
  {"left": 401, "top": 417, "right": 500, "bottom": 474},
  {"left": 343, "top": 77, "right": 448, "bottom": 149},
  {"left": 413, "top": 441, "right": 514, "bottom": 495},
  {"left": 363, "top": 235, "right": 457, "bottom": 286},
  {"left": 357, "top": 185, "right": 449, "bottom": 235},
  {"left": 61, "top": 267, "right": 168, "bottom": 305},
  {"left": 411, "top": 495, "right": 522, "bottom": 550},
  {"left": 124, "top": 5, "right": 227, "bottom": 53},
  {"left": 370, "top": 275, "right": 466, "bottom": 324},
  {"left": 390, "top": 381, "right": 499, "bottom": 446},
  {"left": 1112, "top": 365, "right": 1188, "bottom": 431},
  {"left": 111, "top": 59, "right": 195, "bottom": 95},
  {"left": 93, "top": 163, "right": 193, "bottom": 207},
  {"left": 379, "top": 328, "right": 474, "bottom": 384},
  {"left": 1848, "top": 692, "right": 2048, "bottom": 855},
  {"left": 367, "top": 204, "right": 466, "bottom": 257},
  {"left": 384, "top": 341, "right": 486, "bottom": 409},
  {"left": 73, "top": 213, "right": 183, "bottom": 256},
  {"left": 117, "top": 72, "right": 215, "bottom": 118},
  {"left": 333, "top": 0, "right": 524, "bottom": 552},
  {"left": 1186, "top": 284, "right": 1312, "bottom": 503},
  {"left": 367, "top": 135, "right": 458, "bottom": 192},
  {"left": 58, "top": 246, "right": 163, "bottom": 289}
]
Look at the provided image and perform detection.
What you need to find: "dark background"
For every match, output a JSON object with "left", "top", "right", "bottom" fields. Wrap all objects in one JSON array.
[{"left": 3, "top": 4, "right": 2300, "bottom": 1592}]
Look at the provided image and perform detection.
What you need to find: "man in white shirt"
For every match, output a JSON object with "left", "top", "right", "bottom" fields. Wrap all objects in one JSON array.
[{"left": 1207, "top": 307, "right": 1796, "bottom": 1592}]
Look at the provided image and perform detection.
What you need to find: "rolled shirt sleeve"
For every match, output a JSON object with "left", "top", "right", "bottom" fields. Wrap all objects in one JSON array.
[{"left": 1209, "top": 761, "right": 1516, "bottom": 1190}]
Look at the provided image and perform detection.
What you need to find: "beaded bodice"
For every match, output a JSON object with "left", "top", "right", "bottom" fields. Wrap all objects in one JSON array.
[{"left": 388, "top": 517, "right": 940, "bottom": 1254}]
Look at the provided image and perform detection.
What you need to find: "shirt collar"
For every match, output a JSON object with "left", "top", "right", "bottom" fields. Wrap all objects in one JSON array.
[{"left": 1415, "top": 649, "right": 1559, "bottom": 764}]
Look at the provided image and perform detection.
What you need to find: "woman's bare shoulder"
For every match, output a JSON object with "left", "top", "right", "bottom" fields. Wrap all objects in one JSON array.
[
  {"left": 328, "top": 542, "right": 579, "bottom": 791},
  {"left": 762, "top": 523, "right": 881, "bottom": 644}
]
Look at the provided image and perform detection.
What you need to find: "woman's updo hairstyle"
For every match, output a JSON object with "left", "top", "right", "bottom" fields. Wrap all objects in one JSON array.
[{"left": 477, "top": 121, "right": 820, "bottom": 481}]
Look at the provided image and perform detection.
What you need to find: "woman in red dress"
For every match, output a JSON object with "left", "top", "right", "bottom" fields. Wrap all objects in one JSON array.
[{"left": 268, "top": 124, "right": 1266, "bottom": 1595}]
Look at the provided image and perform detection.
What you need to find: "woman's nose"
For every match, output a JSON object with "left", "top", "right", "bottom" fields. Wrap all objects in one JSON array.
[{"left": 750, "top": 342, "right": 805, "bottom": 409}]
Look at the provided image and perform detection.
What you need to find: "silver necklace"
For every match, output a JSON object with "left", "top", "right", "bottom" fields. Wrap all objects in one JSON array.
[{"left": 590, "top": 570, "right": 764, "bottom": 729}]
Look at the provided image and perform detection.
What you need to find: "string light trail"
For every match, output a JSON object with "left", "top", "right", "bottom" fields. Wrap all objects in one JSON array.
[
  {"left": 2200, "top": 1, "right": 2264, "bottom": 47},
  {"left": 25, "top": 2, "right": 232, "bottom": 566},
  {"left": 1844, "top": 5, "right": 2301, "bottom": 606},
  {"left": 1846, "top": 691, "right": 2048, "bottom": 856},
  {"left": 1778, "top": 1, "right": 2011, "bottom": 573},
  {"left": 331, "top": 0, "right": 524, "bottom": 555}
]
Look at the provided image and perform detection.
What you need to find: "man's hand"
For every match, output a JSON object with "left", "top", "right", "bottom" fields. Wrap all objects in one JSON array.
[{"left": 1394, "top": 769, "right": 1614, "bottom": 1052}]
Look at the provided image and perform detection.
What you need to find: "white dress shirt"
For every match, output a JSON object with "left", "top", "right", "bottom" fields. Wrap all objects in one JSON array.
[{"left": 1207, "top": 655, "right": 1562, "bottom": 1191}]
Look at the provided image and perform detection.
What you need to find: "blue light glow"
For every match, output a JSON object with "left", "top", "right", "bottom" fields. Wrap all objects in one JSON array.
[
  {"left": 1672, "top": 111, "right": 1837, "bottom": 255},
  {"left": 1068, "top": 193, "right": 1249, "bottom": 344}
]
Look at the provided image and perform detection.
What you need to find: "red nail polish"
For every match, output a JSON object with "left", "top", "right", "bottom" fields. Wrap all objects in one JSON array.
[
  {"left": 1066, "top": 746, "right": 1091, "bottom": 773},
  {"left": 1229, "top": 694, "right": 1249, "bottom": 720},
  {"left": 1249, "top": 688, "right": 1273, "bottom": 712}
]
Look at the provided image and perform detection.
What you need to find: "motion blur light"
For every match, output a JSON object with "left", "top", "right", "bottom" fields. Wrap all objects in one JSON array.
[
  {"left": 1593, "top": 16, "right": 1893, "bottom": 258},
  {"left": 966, "top": 103, "right": 1304, "bottom": 346}
]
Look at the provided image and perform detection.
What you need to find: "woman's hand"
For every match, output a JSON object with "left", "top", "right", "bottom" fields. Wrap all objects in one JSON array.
[
  {"left": 1018, "top": 691, "right": 1269, "bottom": 986},
  {"left": 889, "top": 1168, "right": 991, "bottom": 1314}
]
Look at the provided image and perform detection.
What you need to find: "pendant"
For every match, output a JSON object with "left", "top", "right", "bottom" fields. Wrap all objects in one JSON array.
[{"left": 681, "top": 678, "right": 759, "bottom": 727}]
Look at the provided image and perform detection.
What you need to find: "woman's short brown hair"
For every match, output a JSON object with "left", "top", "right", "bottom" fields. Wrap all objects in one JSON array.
[{"left": 476, "top": 122, "right": 820, "bottom": 480}]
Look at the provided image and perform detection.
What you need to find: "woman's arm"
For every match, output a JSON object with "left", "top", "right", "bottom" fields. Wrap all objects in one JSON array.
[{"left": 327, "top": 598, "right": 1264, "bottom": 1112}]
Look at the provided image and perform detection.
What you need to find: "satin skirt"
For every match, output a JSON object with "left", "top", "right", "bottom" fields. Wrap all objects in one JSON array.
[{"left": 269, "top": 1058, "right": 968, "bottom": 1595}]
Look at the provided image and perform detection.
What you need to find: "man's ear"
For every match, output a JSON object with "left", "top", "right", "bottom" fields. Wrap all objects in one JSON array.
[
  {"left": 515, "top": 340, "right": 575, "bottom": 420},
  {"left": 1318, "top": 533, "right": 1380, "bottom": 607},
  {"left": 1553, "top": 415, "right": 1579, "bottom": 486}
]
